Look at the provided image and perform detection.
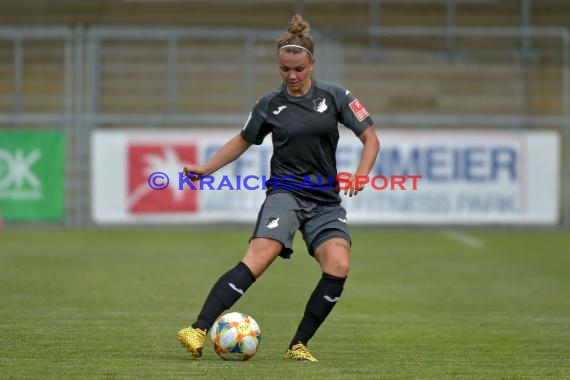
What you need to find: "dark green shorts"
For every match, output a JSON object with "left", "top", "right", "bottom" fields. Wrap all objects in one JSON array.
[{"left": 250, "top": 192, "right": 351, "bottom": 259}]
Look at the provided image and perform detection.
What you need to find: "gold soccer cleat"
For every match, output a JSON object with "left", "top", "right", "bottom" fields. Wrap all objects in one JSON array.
[
  {"left": 177, "top": 326, "right": 207, "bottom": 358},
  {"left": 283, "top": 343, "right": 319, "bottom": 362}
]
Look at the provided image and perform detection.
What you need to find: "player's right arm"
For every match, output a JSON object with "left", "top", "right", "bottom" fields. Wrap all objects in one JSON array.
[{"left": 183, "top": 134, "right": 252, "bottom": 180}]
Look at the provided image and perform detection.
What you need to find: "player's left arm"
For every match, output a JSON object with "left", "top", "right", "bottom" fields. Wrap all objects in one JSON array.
[{"left": 345, "top": 126, "right": 380, "bottom": 197}]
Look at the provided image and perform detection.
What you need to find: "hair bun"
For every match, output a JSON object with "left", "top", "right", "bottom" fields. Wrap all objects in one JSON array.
[{"left": 288, "top": 14, "right": 311, "bottom": 36}]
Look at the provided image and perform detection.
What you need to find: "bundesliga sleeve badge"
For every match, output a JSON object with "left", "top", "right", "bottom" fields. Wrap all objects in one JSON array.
[{"left": 349, "top": 99, "right": 370, "bottom": 122}]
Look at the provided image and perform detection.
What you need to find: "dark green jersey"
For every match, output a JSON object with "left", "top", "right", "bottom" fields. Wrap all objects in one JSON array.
[{"left": 240, "top": 79, "right": 374, "bottom": 204}]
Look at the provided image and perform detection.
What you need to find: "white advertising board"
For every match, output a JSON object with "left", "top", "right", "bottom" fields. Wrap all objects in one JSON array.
[{"left": 91, "top": 129, "right": 559, "bottom": 225}]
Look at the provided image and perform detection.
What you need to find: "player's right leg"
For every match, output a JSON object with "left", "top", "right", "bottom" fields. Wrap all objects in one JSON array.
[
  {"left": 178, "top": 192, "right": 299, "bottom": 358},
  {"left": 177, "top": 240, "right": 280, "bottom": 358},
  {"left": 177, "top": 326, "right": 208, "bottom": 358}
]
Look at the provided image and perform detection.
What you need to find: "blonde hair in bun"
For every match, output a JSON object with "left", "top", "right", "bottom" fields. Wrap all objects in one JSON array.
[{"left": 277, "top": 14, "right": 314, "bottom": 58}]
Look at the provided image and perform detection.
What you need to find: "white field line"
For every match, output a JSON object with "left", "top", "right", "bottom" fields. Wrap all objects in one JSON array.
[{"left": 441, "top": 229, "right": 484, "bottom": 249}]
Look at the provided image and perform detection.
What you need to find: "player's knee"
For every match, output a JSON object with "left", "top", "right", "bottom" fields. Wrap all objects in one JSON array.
[
  {"left": 243, "top": 238, "right": 282, "bottom": 278},
  {"left": 334, "top": 260, "right": 350, "bottom": 277},
  {"left": 324, "top": 258, "right": 350, "bottom": 278}
]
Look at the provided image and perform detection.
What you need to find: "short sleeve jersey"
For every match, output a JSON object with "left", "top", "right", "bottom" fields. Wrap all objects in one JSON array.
[{"left": 241, "top": 79, "right": 374, "bottom": 205}]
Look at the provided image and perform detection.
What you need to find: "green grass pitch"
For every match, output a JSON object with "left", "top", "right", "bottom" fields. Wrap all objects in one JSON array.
[{"left": 1, "top": 227, "right": 569, "bottom": 379}]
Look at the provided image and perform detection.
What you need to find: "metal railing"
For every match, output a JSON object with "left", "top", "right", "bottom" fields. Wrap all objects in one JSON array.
[{"left": 0, "top": 25, "right": 568, "bottom": 226}]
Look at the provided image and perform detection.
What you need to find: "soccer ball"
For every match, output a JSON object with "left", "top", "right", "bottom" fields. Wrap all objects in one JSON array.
[{"left": 210, "top": 312, "right": 261, "bottom": 361}]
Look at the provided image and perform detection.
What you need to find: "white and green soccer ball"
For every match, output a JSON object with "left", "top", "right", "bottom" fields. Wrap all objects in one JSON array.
[{"left": 210, "top": 312, "right": 261, "bottom": 361}]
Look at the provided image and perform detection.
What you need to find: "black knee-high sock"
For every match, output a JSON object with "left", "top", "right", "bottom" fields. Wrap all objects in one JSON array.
[
  {"left": 191, "top": 261, "right": 256, "bottom": 331},
  {"left": 289, "top": 273, "right": 346, "bottom": 348}
]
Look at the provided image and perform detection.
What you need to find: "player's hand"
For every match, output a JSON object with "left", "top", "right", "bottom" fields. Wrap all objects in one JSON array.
[
  {"left": 183, "top": 164, "right": 207, "bottom": 181},
  {"left": 344, "top": 174, "right": 366, "bottom": 197}
]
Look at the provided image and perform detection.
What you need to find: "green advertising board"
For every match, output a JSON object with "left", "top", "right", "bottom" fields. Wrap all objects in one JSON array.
[{"left": 0, "top": 131, "right": 65, "bottom": 221}]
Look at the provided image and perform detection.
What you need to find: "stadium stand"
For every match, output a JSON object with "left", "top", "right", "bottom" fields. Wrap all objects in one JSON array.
[
  {"left": 0, "top": 0, "right": 568, "bottom": 225},
  {"left": 0, "top": 1, "right": 567, "bottom": 29},
  {"left": 1, "top": 1, "right": 568, "bottom": 116}
]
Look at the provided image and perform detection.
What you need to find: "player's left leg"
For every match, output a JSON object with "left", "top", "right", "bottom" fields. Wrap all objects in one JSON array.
[{"left": 285, "top": 235, "right": 350, "bottom": 362}]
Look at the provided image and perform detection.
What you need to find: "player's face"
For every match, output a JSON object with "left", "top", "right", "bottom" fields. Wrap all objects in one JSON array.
[{"left": 277, "top": 51, "right": 315, "bottom": 96}]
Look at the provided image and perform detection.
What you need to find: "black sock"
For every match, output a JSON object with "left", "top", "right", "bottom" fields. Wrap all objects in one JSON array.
[
  {"left": 191, "top": 261, "right": 255, "bottom": 331},
  {"left": 289, "top": 273, "right": 346, "bottom": 348}
]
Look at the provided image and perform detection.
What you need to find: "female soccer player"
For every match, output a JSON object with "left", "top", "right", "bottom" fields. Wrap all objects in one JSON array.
[{"left": 178, "top": 14, "right": 380, "bottom": 362}]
